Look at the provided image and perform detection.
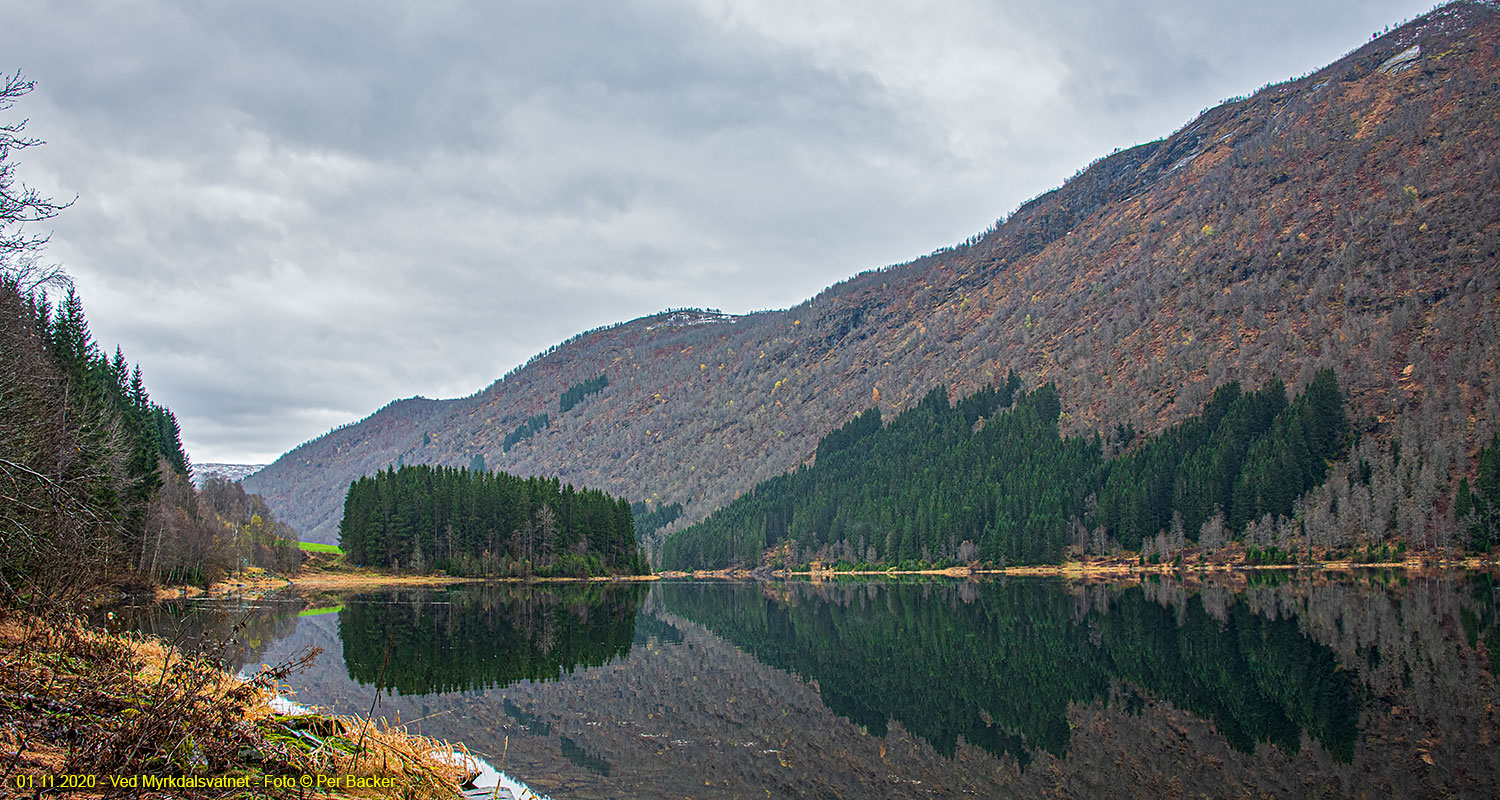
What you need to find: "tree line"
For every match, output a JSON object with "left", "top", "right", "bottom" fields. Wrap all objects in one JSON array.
[
  {"left": 339, "top": 464, "right": 650, "bottom": 577},
  {"left": 1094, "top": 370, "right": 1348, "bottom": 553},
  {"left": 0, "top": 73, "right": 302, "bottom": 598},
  {"left": 630, "top": 500, "right": 682, "bottom": 538},
  {"left": 12, "top": 282, "right": 310, "bottom": 589},
  {"left": 497, "top": 373, "right": 609, "bottom": 456},
  {"left": 502, "top": 413, "right": 550, "bottom": 452},
  {"left": 1, "top": 270, "right": 307, "bottom": 594},
  {"left": 1456, "top": 435, "right": 1500, "bottom": 553},
  {"left": 660, "top": 369, "right": 1353, "bottom": 570},
  {"left": 559, "top": 374, "right": 608, "bottom": 413}
]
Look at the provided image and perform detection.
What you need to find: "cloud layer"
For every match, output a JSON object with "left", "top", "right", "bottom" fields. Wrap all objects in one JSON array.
[{"left": 3, "top": 0, "right": 1434, "bottom": 462}]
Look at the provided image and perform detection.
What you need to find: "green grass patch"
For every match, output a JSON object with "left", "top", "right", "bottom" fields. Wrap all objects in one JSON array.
[
  {"left": 298, "top": 541, "right": 343, "bottom": 554},
  {"left": 298, "top": 605, "right": 344, "bottom": 618}
]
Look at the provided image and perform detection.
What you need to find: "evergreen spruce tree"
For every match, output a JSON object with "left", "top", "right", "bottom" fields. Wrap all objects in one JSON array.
[{"left": 337, "top": 464, "right": 648, "bottom": 576}]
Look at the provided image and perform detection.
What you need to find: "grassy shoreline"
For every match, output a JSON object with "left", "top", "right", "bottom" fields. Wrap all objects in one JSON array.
[
  {"left": 148, "top": 559, "right": 661, "bottom": 601},
  {"left": 661, "top": 550, "right": 1500, "bottom": 581},
  {"left": 0, "top": 610, "right": 474, "bottom": 799},
  {"left": 148, "top": 547, "right": 1500, "bottom": 601}
]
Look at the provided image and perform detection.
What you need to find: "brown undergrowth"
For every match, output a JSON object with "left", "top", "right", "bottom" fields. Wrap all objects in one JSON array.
[{"left": 0, "top": 609, "right": 469, "bottom": 799}]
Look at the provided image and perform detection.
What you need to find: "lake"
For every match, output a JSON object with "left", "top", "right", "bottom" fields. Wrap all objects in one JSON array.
[{"left": 122, "top": 573, "right": 1500, "bottom": 798}]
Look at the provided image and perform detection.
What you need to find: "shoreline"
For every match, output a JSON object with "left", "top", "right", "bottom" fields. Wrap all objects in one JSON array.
[
  {"left": 661, "top": 554, "right": 1500, "bottom": 581},
  {"left": 146, "top": 552, "right": 1500, "bottom": 603},
  {"left": 151, "top": 569, "right": 661, "bottom": 601},
  {"left": 287, "top": 571, "right": 661, "bottom": 592},
  {"left": 0, "top": 611, "right": 476, "bottom": 800}
]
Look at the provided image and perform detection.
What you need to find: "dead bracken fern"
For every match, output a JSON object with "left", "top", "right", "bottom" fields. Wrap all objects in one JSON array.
[{"left": 0, "top": 608, "right": 467, "bottom": 799}]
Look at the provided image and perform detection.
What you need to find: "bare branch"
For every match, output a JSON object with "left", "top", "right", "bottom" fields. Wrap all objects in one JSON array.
[
  {"left": 0, "top": 251, "right": 72, "bottom": 295},
  {"left": 0, "top": 72, "right": 74, "bottom": 260}
]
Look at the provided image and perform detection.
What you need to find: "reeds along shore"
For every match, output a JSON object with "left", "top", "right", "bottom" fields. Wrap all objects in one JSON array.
[{"left": 0, "top": 609, "right": 472, "bottom": 799}]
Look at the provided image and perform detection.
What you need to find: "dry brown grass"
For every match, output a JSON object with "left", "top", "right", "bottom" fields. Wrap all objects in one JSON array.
[{"left": 0, "top": 608, "right": 468, "bottom": 799}]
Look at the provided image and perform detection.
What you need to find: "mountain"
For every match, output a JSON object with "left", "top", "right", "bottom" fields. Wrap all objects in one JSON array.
[
  {"left": 188, "top": 463, "right": 267, "bottom": 487},
  {"left": 247, "top": 2, "right": 1500, "bottom": 549}
]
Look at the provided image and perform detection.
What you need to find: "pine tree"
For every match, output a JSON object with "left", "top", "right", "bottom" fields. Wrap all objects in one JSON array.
[
  {"left": 336, "top": 464, "right": 648, "bottom": 576},
  {"left": 1461, "top": 436, "right": 1500, "bottom": 552}
]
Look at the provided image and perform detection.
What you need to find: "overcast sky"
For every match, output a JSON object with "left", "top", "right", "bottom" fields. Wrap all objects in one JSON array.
[{"left": 4, "top": 0, "right": 1436, "bottom": 464}]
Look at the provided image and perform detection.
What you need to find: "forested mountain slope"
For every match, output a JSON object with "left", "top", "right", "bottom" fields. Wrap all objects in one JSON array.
[{"left": 248, "top": 2, "right": 1500, "bottom": 548}]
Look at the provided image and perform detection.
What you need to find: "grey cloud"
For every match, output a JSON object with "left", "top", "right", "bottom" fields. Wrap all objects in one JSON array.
[{"left": 1, "top": 0, "right": 1437, "bottom": 462}]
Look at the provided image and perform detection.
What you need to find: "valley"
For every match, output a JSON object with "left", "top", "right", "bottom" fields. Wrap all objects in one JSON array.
[{"left": 247, "top": 3, "right": 1500, "bottom": 566}]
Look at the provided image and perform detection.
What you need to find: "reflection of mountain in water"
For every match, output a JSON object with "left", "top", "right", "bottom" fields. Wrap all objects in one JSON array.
[
  {"left": 661, "top": 579, "right": 1357, "bottom": 765},
  {"left": 338, "top": 583, "right": 647, "bottom": 695}
]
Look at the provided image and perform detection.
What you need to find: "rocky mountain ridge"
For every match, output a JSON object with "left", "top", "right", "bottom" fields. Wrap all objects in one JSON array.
[{"left": 248, "top": 2, "right": 1500, "bottom": 549}]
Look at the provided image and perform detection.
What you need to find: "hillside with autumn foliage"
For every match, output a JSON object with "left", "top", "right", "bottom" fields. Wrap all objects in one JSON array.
[{"left": 247, "top": 2, "right": 1500, "bottom": 556}]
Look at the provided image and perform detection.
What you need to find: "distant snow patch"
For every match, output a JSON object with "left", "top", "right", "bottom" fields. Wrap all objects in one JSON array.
[
  {"left": 1378, "top": 45, "right": 1421, "bottom": 74},
  {"left": 191, "top": 463, "right": 268, "bottom": 486},
  {"left": 645, "top": 310, "right": 735, "bottom": 331}
]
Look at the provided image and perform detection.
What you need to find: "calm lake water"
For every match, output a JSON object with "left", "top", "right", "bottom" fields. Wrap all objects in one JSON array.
[{"left": 122, "top": 574, "right": 1500, "bottom": 799}]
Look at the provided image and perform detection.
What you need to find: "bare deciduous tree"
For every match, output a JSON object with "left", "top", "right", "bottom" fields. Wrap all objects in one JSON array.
[{"left": 0, "top": 72, "right": 70, "bottom": 263}]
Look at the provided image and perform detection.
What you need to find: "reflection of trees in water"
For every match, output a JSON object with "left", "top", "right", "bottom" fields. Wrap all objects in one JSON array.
[
  {"left": 1100, "top": 583, "right": 1357, "bottom": 759},
  {"left": 663, "top": 580, "right": 1102, "bottom": 766},
  {"left": 116, "top": 593, "right": 306, "bottom": 673},
  {"left": 118, "top": 575, "right": 1500, "bottom": 796},
  {"left": 338, "top": 583, "right": 647, "bottom": 695},
  {"left": 662, "top": 578, "right": 1360, "bottom": 766},
  {"left": 559, "top": 736, "right": 612, "bottom": 776},
  {"left": 631, "top": 611, "right": 685, "bottom": 647},
  {"left": 1462, "top": 573, "right": 1500, "bottom": 675}
]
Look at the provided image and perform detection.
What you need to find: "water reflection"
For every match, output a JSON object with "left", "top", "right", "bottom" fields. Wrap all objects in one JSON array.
[
  {"left": 121, "top": 573, "right": 1500, "bottom": 798},
  {"left": 339, "top": 583, "right": 646, "bottom": 694},
  {"left": 659, "top": 578, "right": 1357, "bottom": 764},
  {"left": 120, "top": 593, "right": 310, "bottom": 671}
]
